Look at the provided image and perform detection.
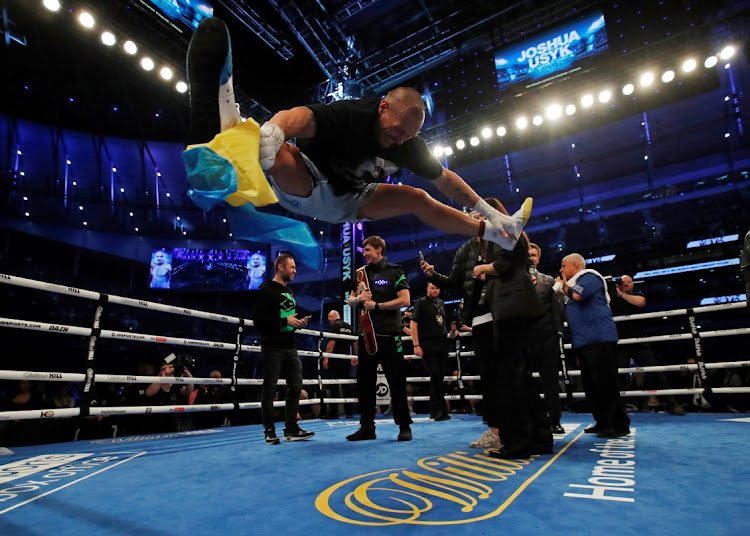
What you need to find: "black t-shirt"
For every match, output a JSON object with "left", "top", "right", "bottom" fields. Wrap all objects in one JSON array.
[
  {"left": 412, "top": 296, "right": 448, "bottom": 341},
  {"left": 610, "top": 290, "right": 646, "bottom": 339},
  {"left": 328, "top": 319, "right": 355, "bottom": 355},
  {"left": 352, "top": 258, "right": 410, "bottom": 335},
  {"left": 298, "top": 97, "right": 443, "bottom": 196}
]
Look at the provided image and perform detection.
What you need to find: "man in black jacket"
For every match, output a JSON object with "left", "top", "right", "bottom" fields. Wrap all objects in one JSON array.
[
  {"left": 253, "top": 254, "right": 315, "bottom": 444},
  {"left": 411, "top": 283, "right": 450, "bottom": 421},
  {"left": 346, "top": 236, "right": 413, "bottom": 442},
  {"left": 528, "top": 242, "right": 566, "bottom": 434},
  {"left": 742, "top": 230, "right": 750, "bottom": 312}
]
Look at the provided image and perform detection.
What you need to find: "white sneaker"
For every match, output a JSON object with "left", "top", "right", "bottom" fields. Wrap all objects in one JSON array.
[
  {"left": 218, "top": 76, "right": 242, "bottom": 132},
  {"left": 469, "top": 430, "right": 502, "bottom": 449}
]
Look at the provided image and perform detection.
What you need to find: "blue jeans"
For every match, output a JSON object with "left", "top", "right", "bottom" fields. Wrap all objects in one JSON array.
[{"left": 261, "top": 347, "right": 303, "bottom": 432}]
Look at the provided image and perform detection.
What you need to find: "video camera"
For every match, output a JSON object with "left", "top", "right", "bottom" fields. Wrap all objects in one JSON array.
[
  {"left": 165, "top": 353, "right": 196, "bottom": 376},
  {"left": 603, "top": 275, "right": 622, "bottom": 297}
]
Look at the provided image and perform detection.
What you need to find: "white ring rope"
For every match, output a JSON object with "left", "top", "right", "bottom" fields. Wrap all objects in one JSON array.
[{"left": 0, "top": 274, "right": 748, "bottom": 425}]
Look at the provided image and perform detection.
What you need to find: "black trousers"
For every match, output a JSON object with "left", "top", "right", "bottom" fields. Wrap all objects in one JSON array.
[
  {"left": 493, "top": 319, "right": 551, "bottom": 450},
  {"left": 530, "top": 329, "right": 563, "bottom": 425},
  {"left": 473, "top": 322, "right": 498, "bottom": 427},
  {"left": 578, "top": 342, "right": 631, "bottom": 431},
  {"left": 357, "top": 335, "right": 413, "bottom": 428},
  {"left": 421, "top": 338, "right": 450, "bottom": 416},
  {"left": 324, "top": 357, "right": 355, "bottom": 417},
  {"left": 260, "top": 347, "right": 303, "bottom": 433}
]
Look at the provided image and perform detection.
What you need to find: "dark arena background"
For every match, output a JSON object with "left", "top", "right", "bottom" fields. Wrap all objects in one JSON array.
[{"left": 0, "top": 1, "right": 749, "bottom": 534}]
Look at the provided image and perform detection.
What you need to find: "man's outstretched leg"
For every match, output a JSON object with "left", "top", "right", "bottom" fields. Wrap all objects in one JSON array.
[
  {"left": 187, "top": 17, "right": 242, "bottom": 144},
  {"left": 358, "top": 184, "right": 530, "bottom": 250}
]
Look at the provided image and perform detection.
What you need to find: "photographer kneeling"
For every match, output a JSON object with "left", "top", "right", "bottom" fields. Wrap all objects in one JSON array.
[{"left": 144, "top": 354, "right": 196, "bottom": 432}]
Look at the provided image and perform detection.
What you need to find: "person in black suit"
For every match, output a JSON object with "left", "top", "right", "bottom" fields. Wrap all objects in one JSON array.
[
  {"left": 473, "top": 226, "right": 552, "bottom": 459},
  {"left": 742, "top": 230, "right": 750, "bottom": 313},
  {"left": 528, "top": 242, "right": 566, "bottom": 434}
]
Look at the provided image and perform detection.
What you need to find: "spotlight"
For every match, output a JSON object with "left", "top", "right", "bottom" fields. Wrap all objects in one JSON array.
[
  {"left": 661, "top": 70, "right": 675, "bottom": 83},
  {"left": 545, "top": 104, "right": 562, "bottom": 120},
  {"left": 120, "top": 188, "right": 125, "bottom": 193},
  {"left": 470, "top": 137, "right": 480, "bottom": 146},
  {"left": 581, "top": 94, "right": 594, "bottom": 108},
  {"left": 66, "top": 159, "right": 71, "bottom": 165},
  {"left": 481, "top": 127, "right": 492, "bottom": 138},
  {"left": 43, "top": 0, "right": 61, "bottom": 12},
  {"left": 720, "top": 46, "right": 735, "bottom": 60},
  {"left": 123, "top": 40, "right": 138, "bottom": 55},
  {"left": 598, "top": 90, "right": 612, "bottom": 103},
  {"left": 101, "top": 32, "right": 116, "bottom": 46},
  {"left": 496, "top": 126, "right": 507, "bottom": 137},
  {"left": 704, "top": 56, "right": 718, "bottom": 68},
  {"left": 532, "top": 115, "right": 543, "bottom": 126},
  {"left": 640, "top": 73, "right": 654, "bottom": 87},
  {"left": 141, "top": 57, "right": 155, "bottom": 71},
  {"left": 682, "top": 58, "right": 697, "bottom": 72},
  {"left": 516, "top": 117, "right": 528, "bottom": 129},
  {"left": 456, "top": 139, "right": 466, "bottom": 150},
  {"left": 444, "top": 146, "right": 453, "bottom": 156},
  {"left": 622, "top": 83, "right": 635, "bottom": 95},
  {"left": 176, "top": 81, "right": 188, "bottom": 93},
  {"left": 160, "top": 67, "right": 173, "bottom": 80},
  {"left": 565, "top": 104, "right": 576, "bottom": 115},
  {"left": 78, "top": 12, "right": 95, "bottom": 28},
  {"left": 432, "top": 145, "right": 444, "bottom": 157}
]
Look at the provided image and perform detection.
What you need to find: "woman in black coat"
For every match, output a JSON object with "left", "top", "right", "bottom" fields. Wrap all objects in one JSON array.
[{"left": 473, "top": 230, "right": 553, "bottom": 458}]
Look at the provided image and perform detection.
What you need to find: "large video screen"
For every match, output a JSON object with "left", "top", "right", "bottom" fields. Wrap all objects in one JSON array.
[
  {"left": 149, "top": 248, "right": 268, "bottom": 291},
  {"left": 494, "top": 10, "right": 609, "bottom": 91},
  {"left": 141, "top": 0, "right": 214, "bottom": 31}
]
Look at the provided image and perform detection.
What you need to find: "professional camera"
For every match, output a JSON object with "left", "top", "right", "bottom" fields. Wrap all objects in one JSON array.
[
  {"left": 603, "top": 275, "right": 621, "bottom": 298},
  {"left": 172, "top": 354, "right": 196, "bottom": 376}
]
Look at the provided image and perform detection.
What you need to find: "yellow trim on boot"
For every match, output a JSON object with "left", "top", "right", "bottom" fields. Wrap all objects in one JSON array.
[{"left": 521, "top": 197, "right": 533, "bottom": 226}]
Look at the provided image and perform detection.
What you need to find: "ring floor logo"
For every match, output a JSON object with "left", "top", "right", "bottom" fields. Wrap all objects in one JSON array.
[
  {"left": 0, "top": 451, "right": 145, "bottom": 514},
  {"left": 316, "top": 448, "right": 562, "bottom": 526}
]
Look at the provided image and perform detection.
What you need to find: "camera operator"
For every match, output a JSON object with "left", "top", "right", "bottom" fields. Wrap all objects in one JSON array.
[
  {"left": 742, "top": 230, "right": 750, "bottom": 312},
  {"left": 608, "top": 275, "right": 685, "bottom": 415},
  {"left": 144, "top": 355, "right": 196, "bottom": 432}
]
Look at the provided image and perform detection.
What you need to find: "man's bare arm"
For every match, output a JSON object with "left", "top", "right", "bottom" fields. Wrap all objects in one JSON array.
[
  {"left": 266, "top": 106, "right": 317, "bottom": 139},
  {"left": 433, "top": 167, "right": 481, "bottom": 208}
]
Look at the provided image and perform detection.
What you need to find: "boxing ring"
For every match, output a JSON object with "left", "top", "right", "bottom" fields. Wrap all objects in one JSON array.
[{"left": 0, "top": 273, "right": 749, "bottom": 535}]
